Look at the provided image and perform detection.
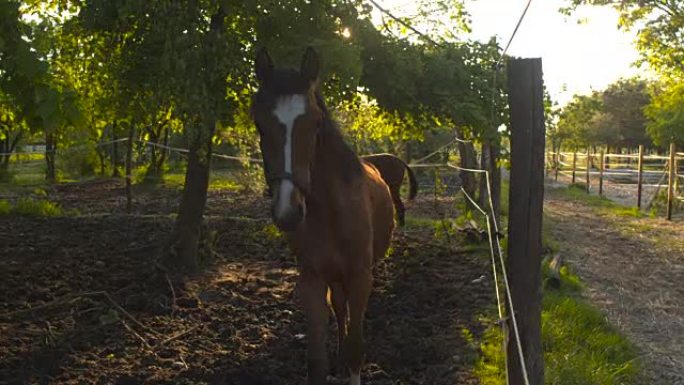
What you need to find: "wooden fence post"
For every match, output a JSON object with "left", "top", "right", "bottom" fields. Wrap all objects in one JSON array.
[
  {"left": 506, "top": 58, "right": 545, "bottom": 385},
  {"left": 125, "top": 124, "right": 135, "bottom": 213},
  {"left": 585, "top": 147, "right": 591, "bottom": 193},
  {"left": 667, "top": 142, "right": 676, "bottom": 220},
  {"left": 675, "top": 155, "right": 679, "bottom": 193},
  {"left": 554, "top": 152, "right": 560, "bottom": 181},
  {"left": 599, "top": 150, "right": 604, "bottom": 196},
  {"left": 637, "top": 144, "right": 644, "bottom": 209},
  {"left": 572, "top": 151, "right": 577, "bottom": 184}
]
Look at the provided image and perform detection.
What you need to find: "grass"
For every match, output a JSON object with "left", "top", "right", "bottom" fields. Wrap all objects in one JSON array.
[
  {"left": 475, "top": 185, "right": 642, "bottom": 384},
  {"left": 557, "top": 184, "right": 652, "bottom": 218},
  {"left": 0, "top": 200, "right": 10, "bottom": 215},
  {"left": 4, "top": 159, "right": 46, "bottom": 185},
  {"left": 473, "top": 224, "right": 642, "bottom": 385},
  {"left": 0, "top": 197, "right": 63, "bottom": 217}
]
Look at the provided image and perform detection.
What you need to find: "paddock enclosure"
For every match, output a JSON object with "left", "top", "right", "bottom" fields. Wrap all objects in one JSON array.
[{"left": 0, "top": 166, "right": 503, "bottom": 384}]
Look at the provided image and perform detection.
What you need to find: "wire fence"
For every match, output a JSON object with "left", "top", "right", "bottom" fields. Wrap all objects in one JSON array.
[
  {"left": 1, "top": 132, "right": 533, "bottom": 383},
  {"left": 547, "top": 148, "right": 683, "bottom": 218}
]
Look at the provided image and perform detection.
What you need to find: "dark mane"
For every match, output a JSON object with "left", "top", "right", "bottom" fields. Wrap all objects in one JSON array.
[{"left": 314, "top": 90, "right": 363, "bottom": 182}]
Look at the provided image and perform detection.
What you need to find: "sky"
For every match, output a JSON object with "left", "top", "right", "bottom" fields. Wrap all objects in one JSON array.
[{"left": 373, "top": 0, "right": 651, "bottom": 106}]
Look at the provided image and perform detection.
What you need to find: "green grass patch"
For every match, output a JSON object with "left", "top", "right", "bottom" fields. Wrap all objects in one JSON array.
[
  {"left": 153, "top": 169, "right": 242, "bottom": 191},
  {"left": 5, "top": 159, "right": 46, "bottom": 185},
  {"left": 161, "top": 171, "right": 186, "bottom": 188},
  {"left": 474, "top": 264, "right": 641, "bottom": 385},
  {"left": 0, "top": 200, "right": 11, "bottom": 215},
  {"left": 555, "top": 184, "right": 650, "bottom": 218},
  {"left": 403, "top": 216, "right": 440, "bottom": 229},
  {"left": 0, "top": 197, "right": 64, "bottom": 217},
  {"left": 209, "top": 173, "right": 241, "bottom": 190}
]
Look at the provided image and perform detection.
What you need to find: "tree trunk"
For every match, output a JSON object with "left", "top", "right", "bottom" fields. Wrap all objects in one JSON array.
[
  {"left": 45, "top": 132, "right": 56, "bottom": 182},
  {"left": 0, "top": 130, "right": 21, "bottom": 179},
  {"left": 490, "top": 142, "right": 501, "bottom": 222},
  {"left": 158, "top": 125, "right": 169, "bottom": 171},
  {"left": 477, "top": 140, "right": 502, "bottom": 226},
  {"left": 0, "top": 139, "right": 9, "bottom": 179},
  {"left": 478, "top": 142, "right": 490, "bottom": 208},
  {"left": 456, "top": 128, "right": 477, "bottom": 198},
  {"left": 144, "top": 127, "right": 160, "bottom": 183},
  {"left": 167, "top": 4, "right": 225, "bottom": 274},
  {"left": 404, "top": 140, "right": 412, "bottom": 163},
  {"left": 125, "top": 123, "right": 135, "bottom": 213},
  {"left": 98, "top": 149, "right": 106, "bottom": 176},
  {"left": 112, "top": 121, "right": 121, "bottom": 177},
  {"left": 168, "top": 121, "right": 214, "bottom": 274}
]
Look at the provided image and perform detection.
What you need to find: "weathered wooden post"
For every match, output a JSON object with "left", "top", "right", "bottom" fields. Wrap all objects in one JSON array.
[
  {"left": 675, "top": 155, "right": 679, "bottom": 193},
  {"left": 667, "top": 142, "right": 676, "bottom": 220},
  {"left": 554, "top": 152, "right": 560, "bottom": 181},
  {"left": 571, "top": 151, "right": 577, "bottom": 184},
  {"left": 599, "top": 150, "right": 605, "bottom": 196},
  {"left": 637, "top": 144, "right": 644, "bottom": 209},
  {"left": 125, "top": 124, "right": 135, "bottom": 213},
  {"left": 585, "top": 147, "right": 591, "bottom": 193},
  {"left": 506, "top": 58, "right": 545, "bottom": 385}
]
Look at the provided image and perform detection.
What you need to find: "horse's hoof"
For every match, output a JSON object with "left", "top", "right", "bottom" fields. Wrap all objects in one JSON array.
[{"left": 326, "top": 374, "right": 349, "bottom": 384}]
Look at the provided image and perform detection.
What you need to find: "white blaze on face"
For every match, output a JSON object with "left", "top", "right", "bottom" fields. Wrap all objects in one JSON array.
[
  {"left": 349, "top": 373, "right": 360, "bottom": 385},
  {"left": 273, "top": 94, "right": 306, "bottom": 219}
]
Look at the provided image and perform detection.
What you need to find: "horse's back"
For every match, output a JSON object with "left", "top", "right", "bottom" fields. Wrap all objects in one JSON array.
[
  {"left": 362, "top": 163, "right": 395, "bottom": 262},
  {"left": 361, "top": 154, "right": 405, "bottom": 191}
]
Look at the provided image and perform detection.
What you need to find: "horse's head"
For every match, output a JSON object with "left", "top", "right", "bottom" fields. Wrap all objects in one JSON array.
[{"left": 251, "top": 47, "right": 323, "bottom": 231}]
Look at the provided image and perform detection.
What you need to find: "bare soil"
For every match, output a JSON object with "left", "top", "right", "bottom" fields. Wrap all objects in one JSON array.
[
  {"left": 0, "top": 179, "right": 495, "bottom": 385},
  {"left": 545, "top": 185, "right": 684, "bottom": 384}
]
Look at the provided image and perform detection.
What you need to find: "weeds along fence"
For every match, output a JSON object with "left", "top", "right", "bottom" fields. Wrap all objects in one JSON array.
[{"left": 547, "top": 144, "right": 684, "bottom": 220}]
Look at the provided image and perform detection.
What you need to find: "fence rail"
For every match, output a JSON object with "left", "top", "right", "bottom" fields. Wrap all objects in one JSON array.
[{"left": 547, "top": 145, "right": 682, "bottom": 220}]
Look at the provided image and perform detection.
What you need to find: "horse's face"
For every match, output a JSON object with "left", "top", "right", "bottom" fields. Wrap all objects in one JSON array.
[{"left": 252, "top": 47, "right": 323, "bottom": 231}]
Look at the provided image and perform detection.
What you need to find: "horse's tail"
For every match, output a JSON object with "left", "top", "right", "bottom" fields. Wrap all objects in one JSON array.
[
  {"left": 403, "top": 158, "right": 418, "bottom": 201},
  {"left": 393, "top": 155, "right": 418, "bottom": 201}
]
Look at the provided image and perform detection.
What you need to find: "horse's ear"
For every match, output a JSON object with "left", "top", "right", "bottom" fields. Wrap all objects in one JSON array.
[
  {"left": 300, "top": 46, "right": 319, "bottom": 84},
  {"left": 255, "top": 47, "right": 273, "bottom": 86}
]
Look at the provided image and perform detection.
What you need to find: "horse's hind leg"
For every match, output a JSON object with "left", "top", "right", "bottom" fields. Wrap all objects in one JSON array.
[
  {"left": 343, "top": 268, "right": 373, "bottom": 385},
  {"left": 329, "top": 282, "right": 348, "bottom": 380},
  {"left": 297, "top": 270, "right": 329, "bottom": 385}
]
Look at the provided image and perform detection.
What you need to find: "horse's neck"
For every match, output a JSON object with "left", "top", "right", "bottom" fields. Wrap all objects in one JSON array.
[{"left": 309, "top": 122, "right": 362, "bottom": 210}]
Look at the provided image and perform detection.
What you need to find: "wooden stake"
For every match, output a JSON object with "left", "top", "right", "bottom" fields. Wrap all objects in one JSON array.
[
  {"left": 585, "top": 147, "right": 590, "bottom": 193},
  {"left": 599, "top": 150, "right": 604, "bottom": 196},
  {"left": 506, "top": 57, "right": 545, "bottom": 385},
  {"left": 637, "top": 145, "right": 644, "bottom": 209},
  {"left": 667, "top": 142, "right": 676, "bottom": 220},
  {"left": 571, "top": 151, "right": 577, "bottom": 184},
  {"left": 554, "top": 152, "right": 559, "bottom": 181}
]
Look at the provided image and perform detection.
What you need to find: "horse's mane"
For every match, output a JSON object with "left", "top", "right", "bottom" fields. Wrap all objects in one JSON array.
[{"left": 314, "top": 90, "right": 363, "bottom": 183}]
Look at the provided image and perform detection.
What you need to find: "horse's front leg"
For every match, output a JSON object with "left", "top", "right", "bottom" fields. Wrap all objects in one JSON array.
[
  {"left": 297, "top": 269, "right": 329, "bottom": 385},
  {"left": 329, "top": 282, "right": 348, "bottom": 381},
  {"left": 343, "top": 265, "right": 373, "bottom": 385}
]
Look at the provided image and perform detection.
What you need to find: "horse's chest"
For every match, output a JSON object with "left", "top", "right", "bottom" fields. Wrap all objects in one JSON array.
[{"left": 289, "top": 219, "right": 369, "bottom": 279}]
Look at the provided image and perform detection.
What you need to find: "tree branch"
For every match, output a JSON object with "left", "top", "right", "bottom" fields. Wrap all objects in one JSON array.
[{"left": 366, "top": 0, "right": 443, "bottom": 48}]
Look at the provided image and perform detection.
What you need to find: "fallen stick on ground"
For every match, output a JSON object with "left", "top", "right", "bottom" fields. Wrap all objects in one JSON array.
[{"left": 159, "top": 324, "right": 202, "bottom": 347}]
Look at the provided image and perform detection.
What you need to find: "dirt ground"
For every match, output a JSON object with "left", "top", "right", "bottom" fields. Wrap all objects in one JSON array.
[
  {"left": 545, "top": 184, "right": 684, "bottom": 385},
  {"left": 0, "top": 179, "right": 496, "bottom": 384}
]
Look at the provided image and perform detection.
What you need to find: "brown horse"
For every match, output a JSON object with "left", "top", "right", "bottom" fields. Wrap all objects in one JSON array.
[
  {"left": 361, "top": 154, "right": 417, "bottom": 226},
  {"left": 251, "top": 47, "right": 395, "bottom": 385},
  {"left": 263, "top": 154, "right": 417, "bottom": 227}
]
